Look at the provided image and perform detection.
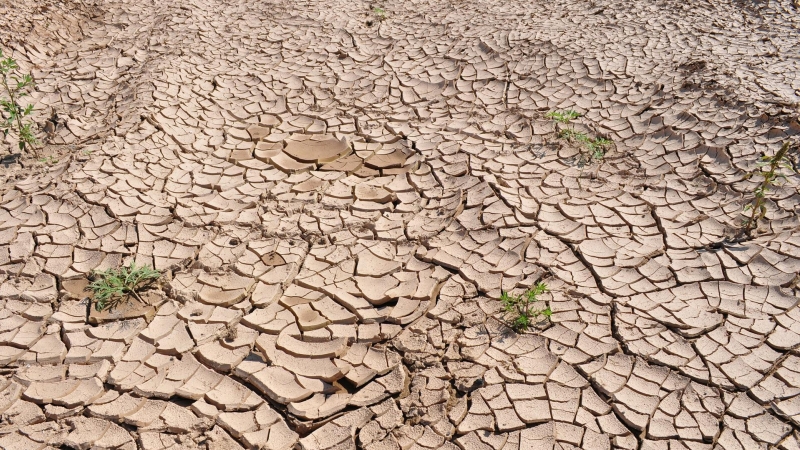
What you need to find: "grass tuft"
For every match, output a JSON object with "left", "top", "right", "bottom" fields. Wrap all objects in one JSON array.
[
  {"left": 545, "top": 110, "right": 580, "bottom": 124},
  {"left": 89, "top": 262, "right": 161, "bottom": 312},
  {"left": 585, "top": 136, "right": 612, "bottom": 161},
  {"left": 548, "top": 109, "right": 612, "bottom": 166},
  {"left": 373, "top": 7, "right": 387, "bottom": 20},
  {"left": 501, "top": 282, "right": 551, "bottom": 332}
]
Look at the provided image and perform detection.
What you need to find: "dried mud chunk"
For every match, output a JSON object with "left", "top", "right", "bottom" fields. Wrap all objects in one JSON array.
[
  {"left": 246, "top": 124, "right": 271, "bottom": 141},
  {"left": 176, "top": 364, "right": 223, "bottom": 400},
  {"left": 205, "top": 425, "right": 245, "bottom": 449},
  {"left": 276, "top": 328, "right": 347, "bottom": 358},
  {"left": 284, "top": 134, "right": 350, "bottom": 164},
  {"left": 64, "top": 416, "right": 134, "bottom": 449},
  {"left": 319, "top": 154, "right": 363, "bottom": 174},
  {"left": 356, "top": 251, "right": 402, "bottom": 277},
  {"left": 22, "top": 379, "right": 79, "bottom": 404},
  {"left": 288, "top": 392, "right": 351, "bottom": 419},
  {"left": 249, "top": 366, "right": 312, "bottom": 404},
  {"left": 299, "top": 407, "right": 373, "bottom": 449},
  {"left": 88, "top": 392, "right": 146, "bottom": 421},
  {"left": 365, "top": 149, "right": 407, "bottom": 170},
  {"left": 195, "top": 341, "right": 249, "bottom": 372}
]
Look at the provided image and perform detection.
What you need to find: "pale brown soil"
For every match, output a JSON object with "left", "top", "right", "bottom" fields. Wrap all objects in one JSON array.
[{"left": 0, "top": 0, "right": 799, "bottom": 448}]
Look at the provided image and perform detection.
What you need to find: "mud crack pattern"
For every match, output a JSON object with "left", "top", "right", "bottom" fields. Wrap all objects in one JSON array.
[{"left": 1, "top": 0, "right": 800, "bottom": 448}]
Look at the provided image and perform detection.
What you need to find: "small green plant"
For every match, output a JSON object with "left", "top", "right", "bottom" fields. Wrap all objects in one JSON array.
[
  {"left": 558, "top": 128, "right": 587, "bottom": 142},
  {"left": 545, "top": 110, "right": 580, "bottom": 124},
  {"left": 38, "top": 155, "right": 57, "bottom": 165},
  {"left": 372, "top": 7, "right": 387, "bottom": 20},
  {"left": 742, "top": 141, "right": 795, "bottom": 236},
  {"left": 500, "top": 282, "right": 552, "bottom": 332},
  {"left": 89, "top": 262, "right": 161, "bottom": 311},
  {"left": 0, "top": 49, "right": 38, "bottom": 155},
  {"left": 586, "top": 137, "right": 612, "bottom": 161},
  {"left": 548, "top": 109, "right": 612, "bottom": 167}
]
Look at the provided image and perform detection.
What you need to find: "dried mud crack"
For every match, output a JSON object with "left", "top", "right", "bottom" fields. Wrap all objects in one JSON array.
[{"left": 1, "top": 0, "right": 800, "bottom": 449}]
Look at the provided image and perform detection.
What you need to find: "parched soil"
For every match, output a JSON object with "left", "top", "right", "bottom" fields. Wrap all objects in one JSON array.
[{"left": 1, "top": 0, "right": 799, "bottom": 448}]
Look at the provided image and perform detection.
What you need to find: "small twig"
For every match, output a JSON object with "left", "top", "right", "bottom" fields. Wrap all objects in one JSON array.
[{"left": 130, "top": 289, "right": 146, "bottom": 305}]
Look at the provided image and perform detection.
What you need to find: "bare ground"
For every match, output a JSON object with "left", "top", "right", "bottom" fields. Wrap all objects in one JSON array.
[{"left": 0, "top": 0, "right": 799, "bottom": 448}]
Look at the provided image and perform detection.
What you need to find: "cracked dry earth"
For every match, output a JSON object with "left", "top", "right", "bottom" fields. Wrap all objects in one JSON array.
[{"left": 1, "top": 0, "right": 800, "bottom": 449}]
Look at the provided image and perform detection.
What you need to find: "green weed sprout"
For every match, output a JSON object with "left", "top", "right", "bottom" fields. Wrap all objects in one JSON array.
[
  {"left": 0, "top": 49, "right": 37, "bottom": 155},
  {"left": 558, "top": 128, "right": 587, "bottom": 142},
  {"left": 545, "top": 110, "right": 580, "bottom": 124},
  {"left": 373, "top": 7, "right": 387, "bottom": 20},
  {"left": 742, "top": 141, "right": 795, "bottom": 236},
  {"left": 586, "top": 137, "right": 612, "bottom": 161},
  {"left": 548, "top": 109, "right": 612, "bottom": 167},
  {"left": 89, "top": 262, "right": 161, "bottom": 312},
  {"left": 501, "top": 282, "right": 552, "bottom": 332}
]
